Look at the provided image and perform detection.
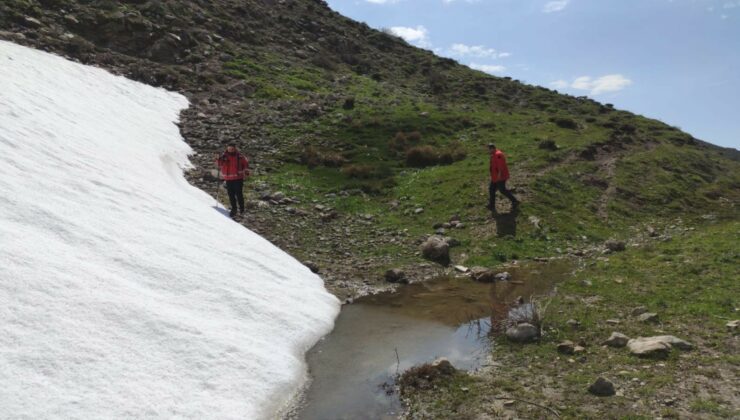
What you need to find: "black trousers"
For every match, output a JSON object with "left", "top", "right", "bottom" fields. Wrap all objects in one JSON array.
[
  {"left": 225, "top": 180, "right": 245, "bottom": 213},
  {"left": 489, "top": 181, "right": 517, "bottom": 206}
]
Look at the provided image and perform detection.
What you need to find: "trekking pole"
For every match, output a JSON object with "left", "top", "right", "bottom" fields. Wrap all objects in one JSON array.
[{"left": 215, "top": 153, "right": 222, "bottom": 204}]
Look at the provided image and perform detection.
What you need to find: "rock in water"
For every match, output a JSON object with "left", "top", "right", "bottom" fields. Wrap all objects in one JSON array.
[
  {"left": 588, "top": 377, "right": 616, "bottom": 396},
  {"left": 603, "top": 332, "right": 630, "bottom": 348},
  {"left": 420, "top": 235, "right": 450, "bottom": 265},
  {"left": 505, "top": 323, "right": 539, "bottom": 343},
  {"left": 470, "top": 266, "right": 495, "bottom": 282}
]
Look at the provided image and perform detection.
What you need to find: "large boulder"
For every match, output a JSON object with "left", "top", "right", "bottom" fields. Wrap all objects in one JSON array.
[
  {"left": 603, "top": 332, "right": 630, "bottom": 348},
  {"left": 420, "top": 235, "right": 450, "bottom": 265},
  {"left": 627, "top": 335, "right": 693, "bottom": 357},
  {"left": 505, "top": 323, "right": 539, "bottom": 343}
]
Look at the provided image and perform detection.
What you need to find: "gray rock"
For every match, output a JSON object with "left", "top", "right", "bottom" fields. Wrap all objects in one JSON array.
[
  {"left": 414, "top": 207, "right": 424, "bottom": 214},
  {"left": 637, "top": 312, "right": 659, "bottom": 323},
  {"left": 603, "top": 332, "right": 630, "bottom": 348},
  {"left": 470, "top": 266, "right": 495, "bottom": 282},
  {"left": 566, "top": 319, "right": 581, "bottom": 329},
  {"left": 588, "top": 377, "right": 616, "bottom": 396},
  {"left": 605, "top": 239, "right": 626, "bottom": 252},
  {"left": 384, "top": 268, "right": 407, "bottom": 283},
  {"left": 727, "top": 320, "right": 739, "bottom": 331},
  {"left": 557, "top": 340, "right": 575, "bottom": 354},
  {"left": 420, "top": 236, "right": 450, "bottom": 265},
  {"left": 631, "top": 306, "right": 649, "bottom": 317},
  {"left": 494, "top": 271, "right": 512, "bottom": 281},
  {"left": 303, "top": 261, "right": 320, "bottom": 274},
  {"left": 505, "top": 323, "right": 540, "bottom": 343},
  {"left": 627, "top": 336, "right": 692, "bottom": 356}
]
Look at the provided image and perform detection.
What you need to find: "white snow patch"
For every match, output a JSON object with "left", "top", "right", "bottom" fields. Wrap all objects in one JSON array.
[{"left": 0, "top": 41, "right": 339, "bottom": 419}]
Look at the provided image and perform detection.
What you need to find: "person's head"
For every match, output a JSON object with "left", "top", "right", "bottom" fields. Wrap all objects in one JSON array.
[
  {"left": 488, "top": 143, "right": 496, "bottom": 152},
  {"left": 226, "top": 143, "right": 236, "bottom": 153}
]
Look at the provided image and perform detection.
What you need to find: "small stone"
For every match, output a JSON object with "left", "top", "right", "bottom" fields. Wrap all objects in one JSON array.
[
  {"left": 384, "top": 268, "right": 407, "bottom": 283},
  {"left": 303, "top": 261, "right": 320, "bottom": 274},
  {"left": 505, "top": 323, "right": 540, "bottom": 343},
  {"left": 453, "top": 265, "right": 469, "bottom": 273},
  {"left": 603, "top": 332, "right": 630, "bottom": 348},
  {"left": 637, "top": 312, "right": 659, "bottom": 323},
  {"left": 414, "top": 208, "right": 424, "bottom": 214},
  {"left": 557, "top": 340, "right": 575, "bottom": 354},
  {"left": 726, "top": 320, "right": 739, "bottom": 331},
  {"left": 606, "top": 319, "right": 621, "bottom": 325},
  {"left": 566, "top": 319, "right": 581, "bottom": 329},
  {"left": 420, "top": 235, "right": 450, "bottom": 265},
  {"left": 470, "top": 266, "right": 496, "bottom": 283},
  {"left": 631, "top": 306, "right": 649, "bottom": 317},
  {"left": 573, "top": 345, "right": 586, "bottom": 353},
  {"left": 605, "top": 239, "right": 626, "bottom": 252},
  {"left": 588, "top": 377, "right": 616, "bottom": 396},
  {"left": 580, "top": 279, "right": 593, "bottom": 287},
  {"left": 23, "top": 16, "right": 43, "bottom": 28},
  {"left": 494, "top": 271, "right": 512, "bottom": 281},
  {"left": 627, "top": 337, "right": 672, "bottom": 357}
]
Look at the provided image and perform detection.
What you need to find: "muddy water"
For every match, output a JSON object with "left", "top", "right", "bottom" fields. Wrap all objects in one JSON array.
[{"left": 294, "top": 261, "right": 573, "bottom": 420}]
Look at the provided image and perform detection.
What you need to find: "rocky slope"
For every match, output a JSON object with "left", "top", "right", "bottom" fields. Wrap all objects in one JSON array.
[{"left": 1, "top": 0, "right": 738, "bottom": 302}]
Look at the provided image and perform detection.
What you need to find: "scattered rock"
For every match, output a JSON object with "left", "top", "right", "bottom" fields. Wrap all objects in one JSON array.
[
  {"left": 557, "top": 340, "right": 576, "bottom": 354},
  {"left": 727, "top": 320, "right": 739, "bottom": 332},
  {"left": 453, "top": 265, "right": 469, "bottom": 273},
  {"left": 384, "top": 268, "right": 407, "bottom": 283},
  {"left": 603, "top": 332, "right": 630, "bottom": 348},
  {"left": 494, "top": 271, "right": 512, "bottom": 281},
  {"left": 505, "top": 323, "right": 540, "bottom": 343},
  {"left": 414, "top": 207, "right": 424, "bottom": 214},
  {"left": 637, "top": 312, "right": 659, "bottom": 323},
  {"left": 604, "top": 239, "right": 626, "bottom": 252},
  {"left": 566, "top": 319, "right": 581, "bottom": 329},
  {"left": 631, "top": 306, "right": 649, "bottom": 317},
  {"left": 606, "top": 319, "right": 621, "bottom": 325},
  {"left": 470, "top": 266, "right": 495, "bottom": 282},
  {"left": 588, "top": 377, "right": 616, "bottom": 396},
  {"left": 580, "top": 279, "right": 593, "bottom": 287},
  {"left": 303, "top": 261, "right": 320, "bottom": 273},
  {"left": 420, "top": 235, "right": 450, "bottom": 265}
]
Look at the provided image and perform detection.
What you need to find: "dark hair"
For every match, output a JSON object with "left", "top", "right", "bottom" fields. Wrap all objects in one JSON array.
[
  {"left": 488, "top": 143, "right": 495, "bottom": 149},
  {"left": 227, "top": 143, "right": 236, "bottom": 148}
]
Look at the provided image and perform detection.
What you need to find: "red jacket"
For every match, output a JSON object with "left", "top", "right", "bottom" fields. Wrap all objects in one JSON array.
[
  {"left": 216, "top": 151, "right": 250, "bottom": 181},
  {"left": 490, "top": 149, "right": 510, "bottom": 182}
]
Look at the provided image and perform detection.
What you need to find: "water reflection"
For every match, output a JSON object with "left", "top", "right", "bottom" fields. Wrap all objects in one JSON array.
[{"left": 293, "top": 260, "right": 571, "bottom": 420}]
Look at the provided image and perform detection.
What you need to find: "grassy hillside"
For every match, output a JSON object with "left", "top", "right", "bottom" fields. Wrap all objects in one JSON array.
[{"left": 1, "top": 0, "right": 737, "bottom": 286}]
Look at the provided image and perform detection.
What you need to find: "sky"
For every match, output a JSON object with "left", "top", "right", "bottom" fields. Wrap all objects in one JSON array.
[{"left": 325, "top": 0, "right": 740, "bottom": 149}]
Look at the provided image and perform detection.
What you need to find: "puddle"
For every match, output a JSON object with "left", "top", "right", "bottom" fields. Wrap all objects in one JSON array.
[{"left": 292, "top": 261, "right": 573, "bottom": 420}]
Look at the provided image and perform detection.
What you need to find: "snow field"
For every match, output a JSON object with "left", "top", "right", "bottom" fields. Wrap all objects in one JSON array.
[{"left": 0, "top": 40, "right": 339, "bottom": 419}]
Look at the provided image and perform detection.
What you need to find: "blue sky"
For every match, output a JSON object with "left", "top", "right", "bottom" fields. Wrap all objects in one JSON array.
[{"left": 325, "top": 0, "right": 739, "bottom": 149}]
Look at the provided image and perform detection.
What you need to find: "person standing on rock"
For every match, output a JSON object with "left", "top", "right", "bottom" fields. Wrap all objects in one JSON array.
[
  {"left": 215, "top": 143, "right": 250, "bottom": 218},
  {"left": 487, "top": 143, "right": 519, "bottom": 212}
]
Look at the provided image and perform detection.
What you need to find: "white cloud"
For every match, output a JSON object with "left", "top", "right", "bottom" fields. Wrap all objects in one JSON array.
[
  {"left": 550, "top": 74, "right": 632, "bottom": 95},
  {"left": 470, "top": 63, "right": 507, "bottom": 74},
  {"left": 543, "top": 0, "right": 570, "bottom": 13},
  {"left": 385, "top": 25, "right": 431, "bottom": 47},
  {"left": 450, "top": 43, "right": 497, "bottom": 58}
]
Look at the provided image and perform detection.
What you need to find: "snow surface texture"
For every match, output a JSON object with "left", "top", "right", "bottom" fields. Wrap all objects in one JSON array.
[{"left": 0, "top": 41, "right": 339, "bottom": 419}]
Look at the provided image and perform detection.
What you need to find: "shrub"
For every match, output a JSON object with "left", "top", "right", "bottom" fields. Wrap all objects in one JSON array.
[
  {"left": 390, "top": 130, "right": 422, "bottom": 152},
  {"left": 301, "top": 146, "right": 346, "bottom": 168},
  {"left": 551, "top": 117, "right": 579, "bottom": 129},
  {"left": 406, "top": 144, "right": 466, "bottom": 167},
  {"left": 341, "top": 164, "right": 391, "bottom": 179}
]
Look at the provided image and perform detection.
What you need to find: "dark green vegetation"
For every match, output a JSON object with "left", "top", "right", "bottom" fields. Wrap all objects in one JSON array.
[
  {"left": 1, "top": 0, "right": 738, "bottom": 417},
  {"left": 403, "top": 220, "right": 739, "bottom": 418}
]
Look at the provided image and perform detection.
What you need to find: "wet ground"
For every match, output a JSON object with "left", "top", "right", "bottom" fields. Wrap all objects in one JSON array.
[{"left": 291, "top": 260, "right": 573, "bottom": 420}]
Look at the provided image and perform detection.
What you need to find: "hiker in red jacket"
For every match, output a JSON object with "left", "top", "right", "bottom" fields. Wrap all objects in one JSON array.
[
  {"left": 487, "top": 143, "right": 519, "bottom": 212},
  {"left": 215, "top": 143, "right": 250, "bottom": 217}
]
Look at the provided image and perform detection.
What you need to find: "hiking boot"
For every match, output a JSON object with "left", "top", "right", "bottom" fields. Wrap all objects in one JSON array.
[
  {"left": 229, "top": 209, "right": 237, "bottom": 218},
  {"left": 239, "top": 208, "right": 245, "bottom": 215}
]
